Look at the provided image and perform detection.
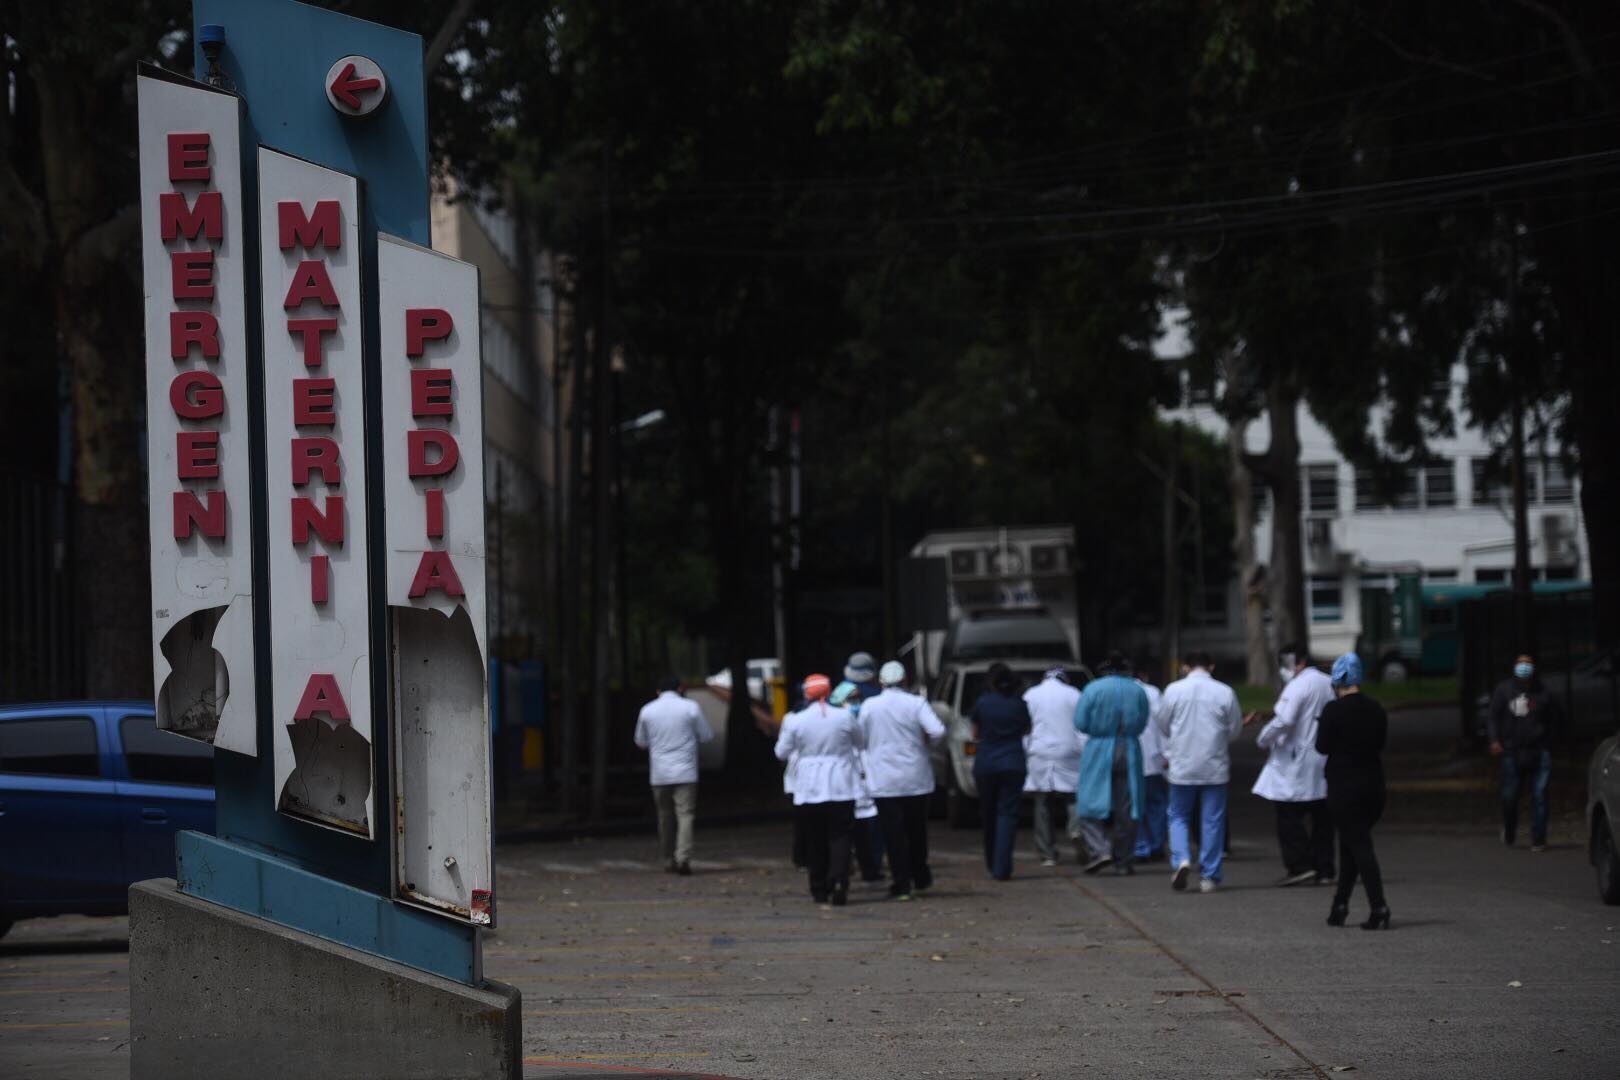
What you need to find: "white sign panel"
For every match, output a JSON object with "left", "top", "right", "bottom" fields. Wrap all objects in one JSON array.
[
  {"left": 258, "top": 147, "right": 374, "bottom": 837},
  {"left": 138, "top": 69, "right": 256, "bottom": 755},
  {"left": 378, "top": 234, "right": 493, "bottom": 925}
]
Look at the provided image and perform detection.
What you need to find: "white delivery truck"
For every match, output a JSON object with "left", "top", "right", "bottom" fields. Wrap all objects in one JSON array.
[{"left": 903, "top": 525, "right": 1082, "bottom": 682}]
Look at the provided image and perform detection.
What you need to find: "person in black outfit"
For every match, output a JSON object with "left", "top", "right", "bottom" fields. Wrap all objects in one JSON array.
[
  {"left": 970, "top": 662, "right": 1032, "bottom": 881},
  {"left": 1314, "top": 653, "right": 1390, "bottom": 930},
  {"left": 1486, "top": 654, "right": 1563, "bottom": 851}
]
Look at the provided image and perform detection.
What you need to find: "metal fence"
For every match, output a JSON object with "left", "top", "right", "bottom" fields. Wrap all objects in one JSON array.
[
  {"left": 1, "top": 472, "right": 84, "bottom": 703},
  {"left": 1458, "top": 587, "right": 1618, "bottom": 741}
]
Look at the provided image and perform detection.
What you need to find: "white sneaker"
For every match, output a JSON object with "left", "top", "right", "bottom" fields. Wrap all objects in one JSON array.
[
  {"left": 1199, "top": 877, "right": 1218, "bottom": 893},
  {"left": 1040, "top": 858, "right": 1057, "bottom": 868},
  {"left": 1171, "top": 861, "right": 1191, "bottom": 891}
]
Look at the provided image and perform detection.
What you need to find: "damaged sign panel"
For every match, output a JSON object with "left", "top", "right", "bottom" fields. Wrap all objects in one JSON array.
[
  {"left": 379, "top": 234, "right": 493, "bottom": 926},
  {"left": 258, "top": 147, "right": 375, "bottom": 837},
  {"left": 138, "top": 67, "right": 257, "bottom": 756}
]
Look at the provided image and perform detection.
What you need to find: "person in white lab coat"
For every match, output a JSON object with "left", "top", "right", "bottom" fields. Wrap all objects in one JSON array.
[
  {"left": 1134, "top": 672, "right": 1169, "bottom": 863},
  {"left": 1158, "top": 651, "right": 1245, "bottom": 892},
  {"left": 1022, "top": 667, "right": 1083, "bottom": 868},
  {"left": 634, "top": 676, "right": 716, "bottom": 875},
  {"left": 774, "top": 673, "right": 866, "bottom": 905},
  {"left": 832, "top": 679, "right": 885, "bottom": 884},
  {"left": 1250, "top": 643, "right": 1337, "bottom": 886},
  {"left": 860, "top": 660, "right": 946, "bottom": 899}
]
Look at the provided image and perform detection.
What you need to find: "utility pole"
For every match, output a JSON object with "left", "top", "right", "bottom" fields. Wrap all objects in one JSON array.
[
  {"left": 1508, "top": 221, "right": 1536, "bottom": 655},
  {"left": 588, "top": 144, "right": 613, "bottom": 821},
  {"left": 1160, "top": 423, "right": 1182, "bottom": 683}
]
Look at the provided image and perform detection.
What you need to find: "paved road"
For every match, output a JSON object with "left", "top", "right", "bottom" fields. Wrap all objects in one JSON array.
[
  {"left": 4, "top": 709, "right": 1617, "bottom": 1079},
  {"left": 5, "top": 814, "right": 1616, "bottom": 1079}
]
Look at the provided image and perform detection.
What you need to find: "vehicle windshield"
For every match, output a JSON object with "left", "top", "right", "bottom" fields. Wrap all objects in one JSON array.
[{"left": 959, "top": 668, "right": 1088, "bottom": 713}]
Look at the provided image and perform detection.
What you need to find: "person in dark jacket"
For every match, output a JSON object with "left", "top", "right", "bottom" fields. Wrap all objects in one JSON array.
[
  {"left": 1486, "top": 654, "right": 1564, "bottom": 851},
  {"left": 970, "top": 662, "right": 1032, "bottom": 881},
  {"left": 1315, "top": 654, "right": 1390, "bottom": 930}
]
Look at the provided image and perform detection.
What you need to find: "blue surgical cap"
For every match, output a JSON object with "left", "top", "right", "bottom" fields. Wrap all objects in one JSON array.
[
  {"left": 1330, "top": 653, "right": 1363, "bottom": 688},
  {"left": 829, "top": 680, "right": 859, "bottom": 707}
]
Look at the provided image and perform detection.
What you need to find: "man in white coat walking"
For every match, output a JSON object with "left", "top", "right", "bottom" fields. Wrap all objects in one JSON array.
[
  {"left": 1022, "top": 667, "right": 1083, "bottom": 867},
  {"left": 860, "top": 661, "right": 946, "bottom": 899},
  {"left": 634, "top": 676, "right": 715, "bottom": 875},
  {"left": 1250, "top": 644, "right": 1336, "bottom": 886},
  {"left": 1158, "top": 651, "right": 1245, "bottom": 892}
]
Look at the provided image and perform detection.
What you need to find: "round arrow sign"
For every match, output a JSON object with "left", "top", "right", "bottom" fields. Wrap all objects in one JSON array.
[{"left": 325, "top": 55, "right": 388, "bottom": 117}]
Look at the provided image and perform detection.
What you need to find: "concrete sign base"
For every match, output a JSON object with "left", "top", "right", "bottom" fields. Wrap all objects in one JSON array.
[{"left": 129, "top": 880, "right": 521, "bottom": 1080}]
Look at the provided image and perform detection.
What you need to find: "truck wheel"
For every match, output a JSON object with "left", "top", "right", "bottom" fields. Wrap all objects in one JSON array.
[
  {"left": 1379, "top": 656, "right": 1410, "bottom": 683},
  {"left": 0, "top": 917, "right": 10, "bottom": 941},
  {"left": 946, "top": 768, "right": 978, "bottom": 829},
  {"left": 1595, "top": 816, "right": 1620, "bottom": 906}
]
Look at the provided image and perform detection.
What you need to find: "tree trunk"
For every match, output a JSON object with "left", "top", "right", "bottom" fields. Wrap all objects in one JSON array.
[
  {"left": 1262, "top": 375, "right": 1309, "bottom": 657},
  {"left": 1227, "top": 415, "right": 1272, "bottom": 684}
]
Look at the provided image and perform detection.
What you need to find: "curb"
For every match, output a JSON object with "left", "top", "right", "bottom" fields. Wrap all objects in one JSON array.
[{"left": 495, "top": 806, "right": 793, "bottom": 846}]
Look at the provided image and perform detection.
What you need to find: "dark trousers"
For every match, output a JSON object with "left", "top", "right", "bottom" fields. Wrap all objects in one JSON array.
[
  {"left": 1330, "top": 779, "right": 1386, "bottom": 909},
  {"left": 1502, "top": 748, "right": 1552, "bottom": 846},
  {"left": 791, "top": 804, "right": 809, "bottom": 867},
  {"left": 975, "top": 767, "right": 1026, "bottom": 880},
  {"left": 1275, "top": 798, "right": 1336, "bottom": 878},
  {"left": 876, "top": 794, "right": 932, "bottom": 894},
  {"left": 852, "top": 816, "right": 886, "bottom": 880},
  {"left": 802, "top": 800, "right": 855, "bottom": 900},
  {"left": 1082, "top": 766, "right": 1137, "bottom": 866}
]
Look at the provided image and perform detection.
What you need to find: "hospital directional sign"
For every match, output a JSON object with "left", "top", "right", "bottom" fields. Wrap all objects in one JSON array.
[{"left": 135, "top": 0, "right": 496, "bottom": 971}]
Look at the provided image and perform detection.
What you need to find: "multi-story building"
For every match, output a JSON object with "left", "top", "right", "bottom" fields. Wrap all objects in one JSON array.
[
  {"left": 1171, "top": 367, "right": 1590, "bottom": 659},
  {"left": 430, "top": 182, "right": 564, "bottom": 657}
]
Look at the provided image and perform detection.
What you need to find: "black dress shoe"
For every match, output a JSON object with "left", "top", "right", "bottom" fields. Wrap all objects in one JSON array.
[
  {"left": 1361, "top": 905, "right": 1391, "bottom": 930},
  {"left": 831, "top": 882, "right": 849, "bottom": 907},
  {"left": 677, "top": 862, "right": 692, "bottom": 876},
  {"left": 1326, "top": 901, "right": 1349, "bottom": 927}
]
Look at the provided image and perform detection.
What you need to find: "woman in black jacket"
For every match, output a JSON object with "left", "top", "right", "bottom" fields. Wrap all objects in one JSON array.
[
  {"left": 970, "top": 662, "right": 1032, "bottom": 881},
  {"left": 1315, "top": 653, "right": 1390, "bottom": 930}
]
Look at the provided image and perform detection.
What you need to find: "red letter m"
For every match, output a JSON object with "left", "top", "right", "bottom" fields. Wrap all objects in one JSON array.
[
  {"left": 277, "top": 200, "right": 341, "bottom": 251},
  {"left": 159, "top": 191, "right": 223, "bottom": 242}
]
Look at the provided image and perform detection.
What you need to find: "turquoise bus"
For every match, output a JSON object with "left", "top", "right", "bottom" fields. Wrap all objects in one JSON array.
[{"left": 1360, "top": 577, "right": 1590, "bottom": 679}]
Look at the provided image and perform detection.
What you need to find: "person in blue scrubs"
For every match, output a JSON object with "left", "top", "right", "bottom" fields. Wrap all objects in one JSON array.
[{"left": 970, "top": 663, "right": 1032, "bottom": 880}]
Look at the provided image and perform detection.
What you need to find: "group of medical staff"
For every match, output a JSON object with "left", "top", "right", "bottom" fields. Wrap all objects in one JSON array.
[
  {"left": 766, "top": 643, "right": 1393, "bottom": 930},
  {"left": 774, "top": 652, "right": 945, "bottom": 905}
]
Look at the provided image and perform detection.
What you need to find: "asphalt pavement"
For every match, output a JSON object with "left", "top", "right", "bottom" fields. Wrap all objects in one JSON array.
[{"left": 4, "top": 708, "right": 1617, "bottom": 1079}]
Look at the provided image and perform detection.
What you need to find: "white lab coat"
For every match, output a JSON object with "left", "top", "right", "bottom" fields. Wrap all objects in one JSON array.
[
  {"left": 1136, "top": 679, "right": 1167, "bottom": 777},
  {"left": 859, "top": 687, "right": 946, "bottom": 798},
  {"left": 773, "top": 702, "right": 866, "bottom": 805},
  {"left": 1157, "top": 669, "right": 1244, "bottom": 786},
  {"left": 1021, "top": 676, "right": 1083, "bottom": 793},
  {"left": 1252, "top": 666, "right": 1334, "bottom": 802},
  {"left": 634, "top": 691, "right": 715, "bottom": 786}
]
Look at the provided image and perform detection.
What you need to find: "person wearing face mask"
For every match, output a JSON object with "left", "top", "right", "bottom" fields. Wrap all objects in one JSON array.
[
  {"left": 1250, "top": 644, "right": 1336, "bottom": 887},
  {"left": 1022, "top": 667, "right": 1084, "bottom": 868},
  {"left": 1487, "top": 654, "right": 1564, "bottom": 852}
]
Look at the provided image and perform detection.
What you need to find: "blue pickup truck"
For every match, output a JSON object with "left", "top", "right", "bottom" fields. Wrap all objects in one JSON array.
[{"left": 0, "top": 701, "right": 214, "bottom": 938}]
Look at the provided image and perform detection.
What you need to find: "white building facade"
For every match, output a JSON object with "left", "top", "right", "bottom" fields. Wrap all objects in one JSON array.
[{"left": 1172, "top": 370, "right": 1589, "bottom": 659}]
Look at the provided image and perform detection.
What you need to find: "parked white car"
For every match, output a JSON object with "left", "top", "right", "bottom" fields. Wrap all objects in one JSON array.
[{"left": 926, "top": 659, "right": 1090, "bottom": 827}]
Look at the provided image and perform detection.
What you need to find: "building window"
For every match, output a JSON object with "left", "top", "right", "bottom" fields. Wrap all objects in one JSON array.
[
  {"left": 1305, "top": 464, "right": 1339, "bottom": 514},
  {"left": 480, "top": 309, "right": 537, "bottom": 406},
  {"left": 1394, "top": 468, "right": 1421, "bottom": 510},
  {"left": 1309, "top": 575, "right": 1344, "bottom": 623},
  {"left": 1425, "top": 568, "right": 1459, "bottom": 582},
  {"left": 1423, "top": 462, "right": 1456, "bottom": 508},
  {"left": 1472, "top": 457, "right": 1538, "bottom": 506},
  {"left": 1542, "top": 459, "right": 1574, "bottom": 505},
  {"left": 1546, "top": 565, "right": 1578, "bottom": 582},
  {"left": 1474, "top": 567, "right": 1508, "bottom": 584},
  {"left": 1354, "top": 472, "right": 1381, "bottom": 511}
]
